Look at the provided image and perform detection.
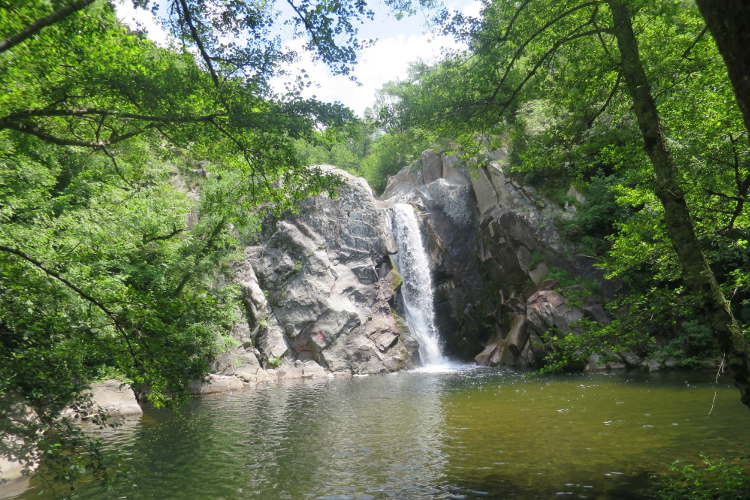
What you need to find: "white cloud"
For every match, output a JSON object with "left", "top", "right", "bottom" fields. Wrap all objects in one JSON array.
[
  {"left": 273, "top": 31, "right": 464, "bottom": 116},
  {"left": 114, "top": 0, "right": 172, "bottom": 48},
  {"left": 272, "top": 0, "right": 482, "bottom": 116},
  {"left": 459, "top": 0, "right": 483, "bottom": 19},
  {"left": 113, "top": 0, "right": 483, "bottom": 116}
]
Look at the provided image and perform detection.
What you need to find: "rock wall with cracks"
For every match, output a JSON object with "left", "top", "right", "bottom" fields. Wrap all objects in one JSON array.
[
  {"left": 381, "top": 148, "right": 613, "bottom": 369},
  {"left": 211, "top": 165, "right": 418, "bottom": 385}
]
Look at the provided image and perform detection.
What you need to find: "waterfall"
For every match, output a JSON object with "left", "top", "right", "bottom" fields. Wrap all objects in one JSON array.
[{"left": 390, "top": 203, "right": 447, "bottom": 366}]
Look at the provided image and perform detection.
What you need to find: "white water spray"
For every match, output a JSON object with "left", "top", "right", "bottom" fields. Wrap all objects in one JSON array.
[{"left": 390, "top": 203, "right": 447, "bottom": 367}]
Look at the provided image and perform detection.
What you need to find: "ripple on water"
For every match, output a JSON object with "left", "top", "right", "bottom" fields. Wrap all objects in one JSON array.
[{"left": 16, "top": 370, "right": 750, "bottom": 500}]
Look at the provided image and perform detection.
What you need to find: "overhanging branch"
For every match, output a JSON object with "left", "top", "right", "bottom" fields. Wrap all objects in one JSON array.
[
  {"left": 175, "top": 0, "right": 220, "bottom": 88},
  {"left": 491, "top": 28, "right": 609, "bottom": 115},
  {"left": 489, "top": 0, "right": 603, "bottom": 103},
  {"left": 0, "top": 0, "right": 95, "bottom": 54},
  {"left": 0, "top": 245, "right": 141, "bottom": 365},
  {"left": 1, "top": 108, "right": 225, "bottom": 123},
  {"left": 0, "top": 121, "right": 159, "bottom": 148}
]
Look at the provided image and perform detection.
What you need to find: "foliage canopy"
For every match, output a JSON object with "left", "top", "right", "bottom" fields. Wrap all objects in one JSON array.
[{"left": 0, "top": 0, "right": 390, "bottom": 482}]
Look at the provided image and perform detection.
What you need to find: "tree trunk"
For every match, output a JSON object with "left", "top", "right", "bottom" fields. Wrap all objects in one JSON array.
[
  {"left": 696, "top": 0, "right": 750, "bottom": 140},
  {"left": 608, "top": 0, "right": 750, "bottom": 409}
]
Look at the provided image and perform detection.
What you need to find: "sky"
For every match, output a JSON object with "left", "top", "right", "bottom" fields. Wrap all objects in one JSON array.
[{"left": 115, "top": 0, "right": 482, "bottom": 116}]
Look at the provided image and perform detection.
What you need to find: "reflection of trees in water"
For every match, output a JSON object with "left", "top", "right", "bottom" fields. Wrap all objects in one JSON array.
[
  {"left": 238, "top": 374, "right": 450, "bottom": 498},
  {"left": 61, "top": 374, "right": 449, "bottom": 499},
  {"left": 287, "top": 373, "right": 449, "bottom": 498},
  {"left": 22, "top": 371, "right": 750, "bottom": 499}
]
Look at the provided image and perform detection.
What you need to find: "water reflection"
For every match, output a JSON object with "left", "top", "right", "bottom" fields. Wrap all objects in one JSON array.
[
  {"left": 16, "top": 370, "right": 750, "bottom": 500},
  {"left": 43, "top": 374, "right": 450, "bottom": 499}
]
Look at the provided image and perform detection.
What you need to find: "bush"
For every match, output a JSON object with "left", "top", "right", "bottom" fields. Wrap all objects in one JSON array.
[{"left": 654, "top": 455, "right": 750, "bottom": 500}]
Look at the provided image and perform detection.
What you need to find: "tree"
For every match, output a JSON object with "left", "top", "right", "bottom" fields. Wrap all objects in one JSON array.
[
  {"left": 696, "top": 1, "right": 750, "bottom": 141},
  {"left": 607, "top": 0, "right": 749, "bottom": 407},
  {"left": 386, "top": 0, "right": 750, "bottom": 406},
  {"left": 0, "top": 0, "right": 392, "bottom": 483}
]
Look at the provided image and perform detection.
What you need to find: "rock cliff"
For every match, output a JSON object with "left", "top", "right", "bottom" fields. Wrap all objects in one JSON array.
[
  {"left": 382, "top": 149, "right": 610, "bottom": 368},
  {"left": 212, "top": 166, "right": 417, "bottom": 385}
]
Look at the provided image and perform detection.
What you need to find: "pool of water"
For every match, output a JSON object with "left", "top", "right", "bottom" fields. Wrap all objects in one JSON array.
[{"left": 15, "top": 368, "right": 750, "bottom": 499}]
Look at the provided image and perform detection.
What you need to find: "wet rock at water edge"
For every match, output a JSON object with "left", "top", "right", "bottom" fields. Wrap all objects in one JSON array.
[{"left": 187, "top": 374, "right": 245, "bottom": 395}]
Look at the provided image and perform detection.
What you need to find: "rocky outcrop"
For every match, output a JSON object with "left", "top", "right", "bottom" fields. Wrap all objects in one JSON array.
[
  {"left": 187, "top": 374, "right": 246, "bottom": 395},
  {"left": 382, "top": 149, "right": 610, "bottom": 368},
  {"left": 59, "top": 380, "right": 143, "bottom": 420},
  {"left": 382, "top": 152, "right": 487, "bottom": 359},
  {"left": 0, "top": 404, "right": 35, "bottom": 499},
  {"left": 88, "top": 380, "right": 143, "bottom": 418},
  {"left": 526, "top": 290, "right": 584, "bottom": 335},
  {"left": 0, "top": 456, "right": 29, "bottom": 499},
  {"left": 215, "top": 166, "right": 417, "bottom": 378}
]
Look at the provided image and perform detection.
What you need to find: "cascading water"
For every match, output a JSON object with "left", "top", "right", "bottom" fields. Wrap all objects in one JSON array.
[{"left": 390, "top": 203, "right": 447, "bottom": 366}]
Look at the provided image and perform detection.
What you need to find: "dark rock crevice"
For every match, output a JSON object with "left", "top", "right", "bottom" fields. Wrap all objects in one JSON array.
[{"left": 381, "top": 149, "right": 611, "bottom": 369}]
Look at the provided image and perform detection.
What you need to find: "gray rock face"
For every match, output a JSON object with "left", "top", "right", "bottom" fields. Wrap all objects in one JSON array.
[
  {"left": 61, "top": 380, "right": 143, "bottom": 419},
  {"left": 382, "top": 151, "right": 487, "bottom": 359},
  {"left": 88, "top": 380, "right": 143, "bottom": 417},
  {"left": 526, "top": 290, "right": 584, "bottom": 335},
  {"left": 187, "top": 374, "right": 245, "bottom": 395},
  {"left": 382, "top": 149, "right": 609, "bottom": 368},
  {"left": 227, "top": 166, "right": 416, "bottom": 376}
]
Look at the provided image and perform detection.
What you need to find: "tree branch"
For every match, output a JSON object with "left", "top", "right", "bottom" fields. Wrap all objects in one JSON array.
[
  {"left": 0, "top": 0, "right": 95, "bottom": 54},
  {"left": 143, "top": 226, "right": 185, "bottom": 244},
  {"left": 172, "top": 218, "right": 226, "bottom": 297},
  {"left": 1, "top": 108, "right": 225, "bottom": 123},
  {"left": 175, "top": 0, "right": 220, "bottom": 88},
  {"left": 100, "top": 146, "right": 135, "bottom": 189},
  {"left": 488, "top": 1, "right": 602, "bottom": 103},
  {"left": 491, "top": 28, "right": 608, "bottom": 115},
  {"left": 726, "top": 132, "right": 750, "bottom": 230},
  {"left": 0, "top": 245, "right": 141, "bottom": 364},
  {"left": 285, "top": 0, "right": 324, "bottom": 52},
  {"left": 0, "top": 120, "right": 158, "bottom": 148},
  {"left": 501, "top": 0, "right": 533, "bottom": 42},
  {"left": 681, "top": 25, "right": 709, "bottom": 60},
  {"left": 586, "top": 71, "right": 621, "bottom": 128}
]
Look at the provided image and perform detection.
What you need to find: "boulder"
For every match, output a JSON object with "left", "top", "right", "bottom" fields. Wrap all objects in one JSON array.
[
  {"left": 585, "top": 353, "right": 626, "bottom": 372},
  {"left": 271, "top": 360, "right": 305, "bottom": 381},
  {"left": 529, "top": 261, "right": 549, "bottom": 285},
  {"left": 442, "top": 153, "right": 471, "bottom": 185},
  {"left": 474, "top": 333, "right": 504, "bottom": 367},
  {"left": 474, "top": 313, "right": 530, "bottom": 368},
  {"left": 526, "top": 290, "right": 584, "bottom": 334},
  {"left": 382, "top": 165, "right": 421, "bottom": 200},
  {"left": 230, "top": 351, "right": 275, "bottom": 383},
  {"left": 187, "top": 374, "right": 245, "bottom": 395},
  {"left": 642, "top": 358, "right": 661, "bottom": 372},
  {"left": 470, "top": 167, "right": 500, "bottom": 216},
  {"left": 618, "top": 351, "right": 642, "bottom": 368},
  {"left": 300, "top": 360, "right": 328, "bottom": 378},
  {"left": 62, "top": 380, "right": 142, "bottom": 419},
  {"left": 89, "top": 380, "right": 142, "bottom": 417}
]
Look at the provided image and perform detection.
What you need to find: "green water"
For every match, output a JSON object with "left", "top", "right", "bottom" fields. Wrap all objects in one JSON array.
[{"left": 17, "top": 368, "right": 750, "bottom": 499}]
